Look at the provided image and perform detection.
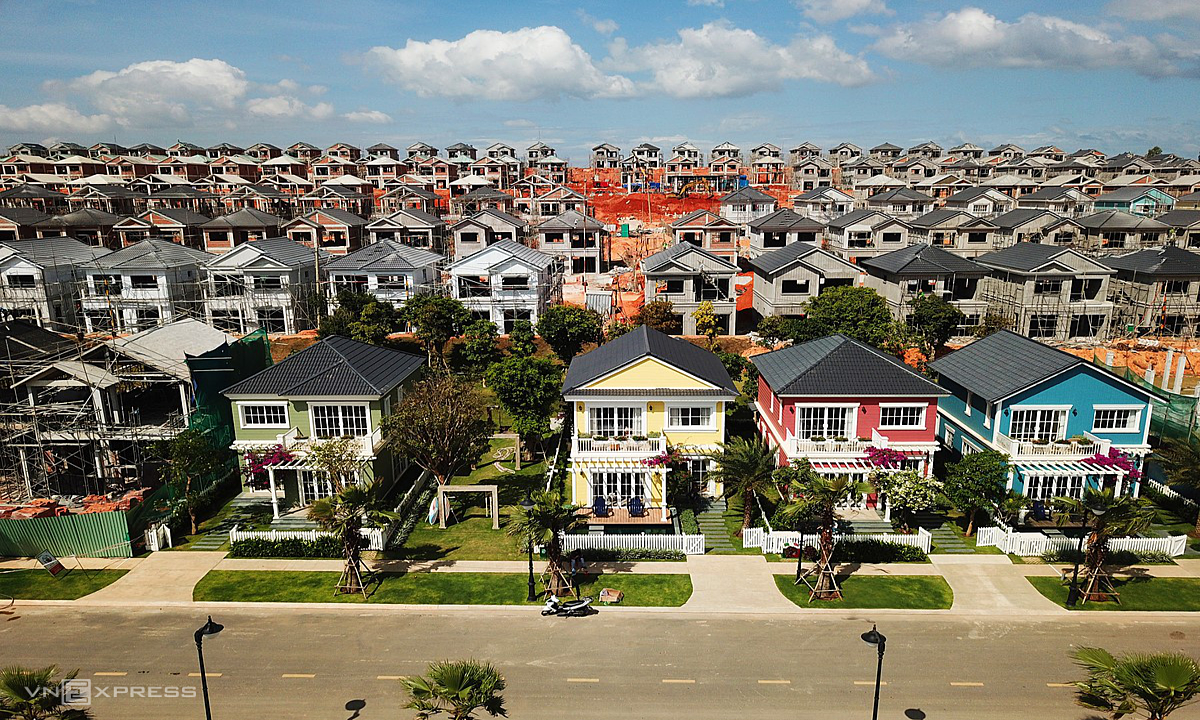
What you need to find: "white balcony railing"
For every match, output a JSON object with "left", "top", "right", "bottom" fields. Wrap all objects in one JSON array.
[
  {"left": 997, "top": 431, "right": 1110, "bottom": 458},
  {"left": 573, "top": 434, "right": 666, "bottom": 455},
  {"left": 789, "top": 436, "right": 871, "bottom": 455},
  {"left": 279, "top": 426, "right": 384, "bottom": 459}
]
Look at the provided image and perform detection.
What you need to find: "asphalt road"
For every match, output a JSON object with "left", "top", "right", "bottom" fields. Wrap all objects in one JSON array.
[{"left": 2, "top": 605, "right": 1199, "bottom": 720}]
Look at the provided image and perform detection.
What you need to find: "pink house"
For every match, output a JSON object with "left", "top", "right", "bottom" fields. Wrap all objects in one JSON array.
[{"left": 751, "top": 334, "right": 947, "bottom": 481}]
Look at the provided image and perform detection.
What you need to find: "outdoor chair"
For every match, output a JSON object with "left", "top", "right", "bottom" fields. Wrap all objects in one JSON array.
[
  {"left": 629, "top": 496, "right": 645, "bottom": 517},
  {"left": 593, "top": 495, "right": 609, "bottom": 518}
]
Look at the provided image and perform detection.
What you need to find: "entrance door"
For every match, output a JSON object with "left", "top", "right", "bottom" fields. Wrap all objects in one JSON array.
[{"left": 298, "top": 470, "right": 335, "bottom": 506}]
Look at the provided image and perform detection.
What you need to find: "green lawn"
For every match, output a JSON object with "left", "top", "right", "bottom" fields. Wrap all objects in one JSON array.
[
  {"left": 168, "top": 492, "right": 275, "bottom": 552},
  {"left": 774, "top": 574, "right": 954, "bottom": 609},
  {"left": 1027, "top": 576, "right": 1200, "bottom": 611},
  {"left": 389, "top": 439, "right": 550, "bottom": 562},
  {"left": 193, "top": 570, "right": 692, "bottom": 606},
  {"left": 0, "top": 569, "right": 128, "bottom": 600}
]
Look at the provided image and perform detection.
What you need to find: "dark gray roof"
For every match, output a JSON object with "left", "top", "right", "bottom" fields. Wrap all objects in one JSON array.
[
  {"left": 325, "top": 240, "right": 442, "bottom": 272},
  {"left": 868, "top": 188, "right": 935, "bottom": 204},
  {"left": 871, "top": 142, "right": 902, "bottom": 151},
  {"left": 145, "top": 207, "right": 211, "bottom": 225},
  {"left": 976, "top": 243, "right": 1108, "bottom": 273},
  {"left": 861, "top": 244, "right": 988, "bottom": 276},
  {"left": 373, "top": 207, "right": 445, "bottom": 228},
  {"left": 1177, "top": 191, "right": 1200, "bottom": 203},
  {"left": 562, "top": 325, "right": 735, "bottom": 395},
  {"left": 536, "top": 209, "right": 604, "bottom": 232},
  {"left": 641, "top": 242, "right": 737, "bottom": 273},
  {"left": 92, "top": 237, "right": 212, "bottom": 269},
  {"left": 1095, "top": 186, "right": 1173, "bottom": 202},
  {"left": 0, "top": 207, "right": 51, "bottom": 225},
  {"left": 1155, "top": 210, "right": 1200, "bottom": 228},
  {"left": 473, "top": 207, "right": 528, "bottom": 229},
  {"left": 944, "top": 186, "right": 1002, "bottom": 204},
  {"left": 36, "top": 208, "right": 122, "bottom": 227},
  {"left": 448, "top": 239, "right": 556, "bottom": 271},
  {"left": 928, "top": 330, "right": 1087, "bottom": 403},
  {"left": 908, "top": 208, "right": 973, "bottom": 228},
  {"left": 748, "top": 241, "right": 849, "bottom": 276},
  {"left": 747, "top": 208, "right": 825, "bottom": 232},
  {"left": 719, "top": 186, "right": 775, "bottom": 205},
  {"left": 753, "top": 334, "right": 945, "bottom": 397},
  {"left": 223, "top": 335, "right": 425, "bottom": 398},
  {"left": 1077, "top": 210, "right": 1168, "bottom": 231},
  {"left": 1102, "top": 246, "right": 1200, "bottom": 277},
  {"left": 149, "top": 187, "right": 219, "bottom": 199},
  {"left": 826, "top": 208, "right": 896, "bottom": 230},
  {"left": 990, "top": 208, "right": 1066, "bottom": 231},
  {"left": 217, "top": 236, "right": 329, "bottom": 268},
  {"left": 1, "top": 236, "right": 110, "bottom": 266},
  {"left": 459, "top": 186, "right": 514, "bottom": 202},
  {"left": 0, "top": 184, "right": 63, "bottom": 200},
  {"left": 201, "top": 208, "right": 283, "bottom": 229},
  {"left": 1020, "top": 186, "right": 1086, "bottom": 201}
]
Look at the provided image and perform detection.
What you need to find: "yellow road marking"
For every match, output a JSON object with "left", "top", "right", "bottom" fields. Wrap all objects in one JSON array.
[
  {"left": 662, "top": 679, "right": 695, "bottom": 684},
  {"left": 94, "top": 672, "right": 126, "bottom": 677},
  {"left": 854, "top": 681, "right": 887, "bottom": 686},
  {"left": 951, "top": 682, "right": 984, "bottom": 687},
  {"left": 188, "top": 673, "right": 222, "bottom": 678},
  {"left": 1046, "top": 683, "right": 1074, "bottom": 688},
  {"left": 377, "top": 675, "right": 404, "bottom": 680},
  {"left": 281, "top": 673, "right": 315, "bottom": 678},
  {"left": 566, "top": 678, "right": 599, "bottom": 683},
  {"left": 758, "top": 679, "right": 791, "bottom": 685}
]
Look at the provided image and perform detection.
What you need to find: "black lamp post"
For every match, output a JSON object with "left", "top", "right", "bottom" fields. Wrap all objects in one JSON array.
[
  {"left": 1066, "top": 505, "right": 1107, "bottom": 608},
  {"left": 861, "top": 624, "right": 886, "bottom": 720},
  {"left": 194, "top": 616, "right": 223, "bottom": 720},
  {"left": 521, "top": 495, "right": 537, "bottom": 602}
]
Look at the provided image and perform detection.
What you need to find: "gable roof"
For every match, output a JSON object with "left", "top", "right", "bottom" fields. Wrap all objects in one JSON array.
[
  {"left": 223, "top": 335, "right": 425, "bottom": 398},
  {"left": 325, "top": 240, "right": 442, "bottom": 272},
  {"left": 826, "top": 208, "right": 899, "bottom": 230},
  {"left": 976, "top": 243, "right": 1112, "bottom": 274},
  {"left": 748, "top": 241, "right": 859, "bottom": 276},
  {"left": 210, "top": 236, "right": 329, "bottom": 269},
  {"left": 747, "top": 207, "right": 825, "bottom": 232},
  {"left": 142, "top": 207, "right": 211, "bottom": 225},
  {"left": 861, "top": 244, "right": 987, "bottom": 276},
  {"left": 928, "top": 330, "right": 1148, "bottom": 404},
  {"left": 1095, "top": 186, "right": 1174, "bottom": 202},
  {"left": 92, "top": 237, "right": 212, "bottom": 269},
  {"left": 0, "top": 236, "right": 110, "bottom": 266},
  {"left": 753, "top": 334, "right": 945, "bottom": 397},
  {"left": 201, "top": 208, "right": 283, "bottom": 229},
  {"left": 1102, "top": 246, "right": 1200, "bottom": 277},
  {"left": 562, "top": 325, "right": 735, "bottom": 395},
  {"left": 867, "top": 188, "right": 935, "bottom": 204},
  {"left": 641, "top": 242, "right": 739, "bottom": 273},
  {"left": 990, "top": 208, "right": 1073, "bottom": 231},
  {"left": 447, "top": 238, "right": 556, "bottom": 271},
  {"left": 1155, "top": 210, "right": 1200, "bottom": 228},
  {"left": 908, "top": 208, "right": 983, "bottom": 228},
  {"left": 719, "top": 186, "right": 775, "bottom": 205},
  {"left": 536, "top": 209, "right": 604, "bottom": 231},
  {"left": 1077, "top": 210, "right": 1168, "bottom": 231},
  {"left": 945, "top": 186, "right": 1007, "bottom": 204}
]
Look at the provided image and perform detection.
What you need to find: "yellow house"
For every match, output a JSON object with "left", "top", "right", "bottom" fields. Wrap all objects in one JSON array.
[{"left": 562, "top": 325, "right": 737, "bottom": 528}]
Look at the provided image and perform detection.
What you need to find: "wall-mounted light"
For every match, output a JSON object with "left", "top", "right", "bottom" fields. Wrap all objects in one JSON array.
[
  {"left": 1071, "top": 408, "right": 1078, "bottom": 416},
  {"left": 1003, "top": 408, "right": 1009, "bottom": 416}
]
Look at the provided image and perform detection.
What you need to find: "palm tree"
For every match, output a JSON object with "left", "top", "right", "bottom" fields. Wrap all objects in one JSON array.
[
  {"left": 1152, "top": 438, "right": 1200, "bottom": 535},
  {"left": 1072, "top": 647, "right": 1200, "bottom": 720},
  {"left": 307, "top": 481, "right": 395, "bottom": 596},
  {"left": 777, "top": 462, "right": 860, "bottom": 599},
  {"left": 505, "top": 488, "right": 584, "bottom": 596},
  {"left": 0, "top": 665, "right": 92, "bottom": 719},
  {"left": 401, "top": 659, "right": 507, "bottom": 720},
  {"left": 1054, "top": 487, "right": 1157, "bottom": 592},
  {"left": 704, "top": 436, "right": 777, "bottom": 534}
]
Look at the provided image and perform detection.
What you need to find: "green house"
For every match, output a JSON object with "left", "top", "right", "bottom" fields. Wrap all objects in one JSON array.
[{"left": 222, "top": 335, "right": 425, "bottom": 518}]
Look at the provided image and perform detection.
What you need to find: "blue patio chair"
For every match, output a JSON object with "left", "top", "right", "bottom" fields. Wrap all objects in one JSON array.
[
  {"left": 593, "top": 495, "right": 609, "bottom": 518},
  {"left": 1033, "top": 500, "right": 1049, "bottom": 522},
  {"left": 629, "top": 496, "right": 645, "bottom": 517}
]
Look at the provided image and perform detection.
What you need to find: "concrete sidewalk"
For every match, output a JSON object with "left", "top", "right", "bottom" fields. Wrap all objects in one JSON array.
[
  {"left": 682, "top": 555, "right": 798, "bottom": 612},
  {"left": 930, "top": 555, "right": 1064, "bottom": 614},
  {"left": 76, "top": 552, "right": 226, "bottom": 605}
]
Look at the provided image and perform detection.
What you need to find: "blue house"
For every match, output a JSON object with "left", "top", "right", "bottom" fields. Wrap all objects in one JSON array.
[
  {"left": 1093, "top": 186, "right": 1175, "bottom": 217},
  {"left": 928, "top": 331, "right": 1154, "bottom": 500}
]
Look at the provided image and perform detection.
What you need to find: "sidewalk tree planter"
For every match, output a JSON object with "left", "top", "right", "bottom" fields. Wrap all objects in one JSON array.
[
  {"left": 775, "top": 460, "right": 861, "bottom": 601},
  {"left": 1052, "top": 488, "right": 1157, "bottom": 605}
]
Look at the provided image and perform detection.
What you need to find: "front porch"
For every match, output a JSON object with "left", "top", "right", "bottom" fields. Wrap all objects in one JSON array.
[{"left": 576, "top": 506, "right": 671, "bottom": 525}]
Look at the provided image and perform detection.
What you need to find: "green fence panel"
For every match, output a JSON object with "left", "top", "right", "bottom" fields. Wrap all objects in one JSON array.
[
  {"left": 0, "top": 511, "right": 132, "bottom": 558},
  {"left": 1091, "top": 352, "right": 1199, "bottom": 444}
]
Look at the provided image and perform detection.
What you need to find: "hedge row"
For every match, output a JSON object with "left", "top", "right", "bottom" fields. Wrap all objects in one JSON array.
[
  {"left": 228, "top": 536, "right": 342, "bottom": 558},
  {"left": 830, "top": 540, "right": 928, "bottom": 563},
  {"left": 678, "top": 508, "right": 700, "bottom": 535},
  {"left": 578, "top": 548, "right": 686, "bottom": 561}
]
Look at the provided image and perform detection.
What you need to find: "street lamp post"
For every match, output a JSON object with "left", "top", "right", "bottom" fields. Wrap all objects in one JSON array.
[
  {"left": 194, "top": 616, "right": 224, "bottom": 720},
  {"left": 1066, "top": 505, "right": 1107, "bottom": 608},
  {"left": 861, "top": 624, "right": 886, "bottom": 720},
  {"left": 521, "top": 495, "right": 537, "bottom": 602}
]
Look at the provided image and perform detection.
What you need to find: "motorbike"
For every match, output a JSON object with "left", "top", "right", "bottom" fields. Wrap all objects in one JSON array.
[{"left": 541, "top": 594, "right": 595, "bottom": 617}]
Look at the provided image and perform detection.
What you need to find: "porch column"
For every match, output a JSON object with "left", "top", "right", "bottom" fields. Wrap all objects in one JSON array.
[
  {"left": 178, "top": 382, "right": 190, "bottom": 419},
  {"left": 268, "top": 467, "right": 279, "bottom": 519},
  {"left": 1114, "top": 473, "right": 1123, "bottom": 497}
]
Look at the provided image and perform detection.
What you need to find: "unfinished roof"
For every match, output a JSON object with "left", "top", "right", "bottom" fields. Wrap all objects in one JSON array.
[
  {"left": 325, "top": 240, "right": 442, "bottom": 272},
  {"left": 36, "top": 208, "right": 122, "bottom": 227},
  {"left": 562, "top": 325, "right": 735, "bottom": 395},
  {"left": 861, "top": 244, "right": 988, "bottom": 276},
  {"left": 746, "top": 208, "right": 825, "bottom": 233},
  {"left": 104, "top": 318, "right": 237, "bottom": 380},
  {"left": 223, "top": 335, "right": 424, "bottom": 398},
  {"left": 754, "top": 334, "right": 946, "bottom": 397},
  {"left": 641, "top": 242, "right": 738, "bottom": 274},
  {"left": 1102, "top": 246, "right": 1200, "bottom": 277},
  {"left": 92, "top": 237, "right": 213, "bottom": 269},
  {"left": 1, "top": 236, "right": 110, "bottom": 266}
]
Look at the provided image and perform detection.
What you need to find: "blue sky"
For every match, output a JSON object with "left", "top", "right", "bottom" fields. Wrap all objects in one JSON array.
[{"left": 1, "top": 0, "right": 1198, "bottom": 159}]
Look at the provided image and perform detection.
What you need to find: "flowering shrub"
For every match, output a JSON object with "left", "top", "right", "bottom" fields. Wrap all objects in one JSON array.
[
  {"left": 242, "top": 444, "right": 297, "bottom": 488},
  {"left": 865, "top": 446, "right": 907, "bottom": 469},
  {"left": 1085, "top": 448, "right": 1143, "bottom": 480},
  {"left": 641, "top": 446, "right": 686, "bottom": 468}
]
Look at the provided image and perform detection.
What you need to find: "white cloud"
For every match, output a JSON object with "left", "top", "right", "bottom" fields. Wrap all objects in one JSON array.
[
  {"left": 611, "top": 22, "right": 875, "bottom": 97},
  {"left": 52, "top": 58, "right": 251, "bottom": 127},
  {"left": 1107, "top": 0, "right": 1200, "bottom": 22},
  {"left": 504, "top": 118, "right": 537, "bottom": 128},
  {"left": 872, "top": 7, "right": 1200, "bottom": 78},
  {"left": 687, "top": 0, "right": 724, "bottom": 6},
  {"left": 0, "top": 102, "right": 112, "bottom": 134},
  {"left": 797, "top": 0, "right": 891, "bottom": 23},
  {"left": 343, "top": 109, "right": 393, "bottom": 124},
  {"left": 577, "top": 9, "right": 618, "bottom": 35},
  {"left": 363, "top": 26, "right": 636, "bottom": 101},
  {"left": 246, "top": 95, "right": 334, "bottom": 120}
]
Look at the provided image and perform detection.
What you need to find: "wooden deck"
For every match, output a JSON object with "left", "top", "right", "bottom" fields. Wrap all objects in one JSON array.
[{"left": 577, "top": 507, "right": 671, "bottom": 525}]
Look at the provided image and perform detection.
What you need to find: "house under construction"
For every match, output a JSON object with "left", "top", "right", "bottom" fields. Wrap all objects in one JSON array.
[{"left": 1104, "top": 245, "right": 1200, "bottom": 339}]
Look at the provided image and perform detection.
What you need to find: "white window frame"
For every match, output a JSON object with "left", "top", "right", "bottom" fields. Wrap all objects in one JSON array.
[
  {"left": 309, "top": 402, "right": 371, "bottom": 438},
  {"left": 238, "top": 401, "right": 289, "bottom": 429},
  {"left": 793, "top": 403, "right": 859, "bottom": 439},
  {"left": 666, "top": 403, "right": 717, "bottom": 431},
  {"left": 587, "top": 404, "right": 644, "bottom": 437},
  {"left": 878, "top": 403, "right": 927, "bottom": 430},
  {"left": 1008, "top": 404, "right": 1071, "bottom": 442},
  {"left": 1091, "top": 404, "right": 1143, "bottom": 433}
]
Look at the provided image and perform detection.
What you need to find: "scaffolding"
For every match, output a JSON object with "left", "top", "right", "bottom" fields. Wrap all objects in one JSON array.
[
  {"left": 1108, "top": 277, "right": 1200, "bottom": 340},
  {"left": 978, "top": 272, "right": 1111, "bottom": 342}
]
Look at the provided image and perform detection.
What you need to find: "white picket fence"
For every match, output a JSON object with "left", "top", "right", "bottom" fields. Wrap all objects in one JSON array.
[
  {"left": 559, "top": 533, "right": 706, "bottom": 555},
  {"left": 742, "top": 527, "right": 932, "bottom": 555},
  {"left": 975, "top": 526, "right": 1188, "bottom": 557},
  {"left": 229, "top": 525, "right": 386, "bottom": 551},
  {"left": 1145, "top": 478, "right": 1198, "bottom": 508},
  {"left": 144, "top": 523, "right": 172, "bottom": 552}
]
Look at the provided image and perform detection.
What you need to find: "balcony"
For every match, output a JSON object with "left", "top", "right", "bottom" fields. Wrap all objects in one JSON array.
[
  {"left": 573, "top": 434, "right": 666, "bottom": 456},
  {"left": 997, "top": 431, "right": 1110, "bottom": 458},
  {"left": 790, "top": 436, "right": 871, "bottom": 455},
  {"left": 278, "top": 426, "right": 385, "bottom": 459}
]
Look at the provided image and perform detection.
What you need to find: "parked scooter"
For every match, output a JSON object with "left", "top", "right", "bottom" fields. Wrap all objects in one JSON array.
[{"left": 541, "top": 594, "right": 594, "bottom": 617}]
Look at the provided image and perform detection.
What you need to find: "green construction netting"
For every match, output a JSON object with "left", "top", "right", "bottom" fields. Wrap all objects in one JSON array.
[{"left": 1093, "top": 352, "right": 1199, "bottom": 443}]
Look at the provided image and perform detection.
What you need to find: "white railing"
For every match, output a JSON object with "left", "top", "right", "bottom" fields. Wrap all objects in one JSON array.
[
  {"left": 229, "top": 525, "right": 386, "bottom": 551},
  {"left": 975, "top": 526, "right": 1188, "bottom": 557},
  {"left": 573, "top": 435, "right": 666, "bottom": 455},
  {"left": 559, "top": 532, "right": 706, "bottom": 555},
  {"left": 1145, "top": 478, "right": 1198, "bottom": 508},
  {"left": 280, "top": 426, "right": 384, "bottom": 458},
  {"left": 790, "top": 436, "right": 870, "bottom": 454},
  {"left": 997, "top": 432, "right": 1109, "bottom": 458},
  {"left": 743, "top": 527, "right": 932, "bottom": 555}
]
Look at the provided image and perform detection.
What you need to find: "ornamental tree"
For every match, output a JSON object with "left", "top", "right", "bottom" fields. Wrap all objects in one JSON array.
[
  {"left": 158, "top": 428, "right": 228, "bottom": 535},
  {"left": 803, "top": 286, "right": 893, "bottom": 347},
  {"left": 692, "top": 300, "right": 719, "bottom": 348},
  {"left": 460, "top": 319, "right": 500, "bottom": 372},
  {"left": 635, "top": 300, "right": 682, "bottom": 334},
  {"left": 907, "top": 294, "right": 965, "bottom": 350},
  {"left": 486, "top": 356, "right": 563, "bottom": 463},
  {"left": 400, "top": 294, "right": 472, "bottom": 369},
  {"left": 872, "top": 469, "right": 943, "bottom": 528},
  {"left": 536, "top": 304, "right": 603, "bottom": 362},
  {"left": 944, "top": 450, "right": 1009, "bottom": 536},
  {"left": 383, "top": 375, "right": 492, "bottom": 487},
  {"left": 506, "top": 319, "right": 537, "bottom": 358}
]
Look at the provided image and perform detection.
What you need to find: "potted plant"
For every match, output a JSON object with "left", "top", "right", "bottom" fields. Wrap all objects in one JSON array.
[
  {"left": 632, "top": 434, "right": 648, "bottom": 442},
  {"left": 1053, "top": 438, "right": 1072, "bottom": 446},
  {"left": 593, "top": 435, "right": 609, "bottom": 442},
  {"left": 833, "top": 436, "right": 848, "bottom": 443},
  {"left": 1031, "top": 438, "right": 1049, "bottom": 446},
  {"left": 578, "top": 431, "right": 592, "bottom": 439},
  {"left": 809, "top": 435, "right": 827, "bottom": 443},
  {"left": 648, "top": 430, "right": 661, "bottom": 438}
]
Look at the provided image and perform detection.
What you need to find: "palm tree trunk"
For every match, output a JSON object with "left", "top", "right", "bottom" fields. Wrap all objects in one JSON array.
[
  {"left": 741, "top": 487, "right": 753, "bottom": 532},
  {"left": 965, "top": 508, "right": 976, "bottom": 538},
  {"left": 814, "top": 511, "right": 837, "bottom": 596}
]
